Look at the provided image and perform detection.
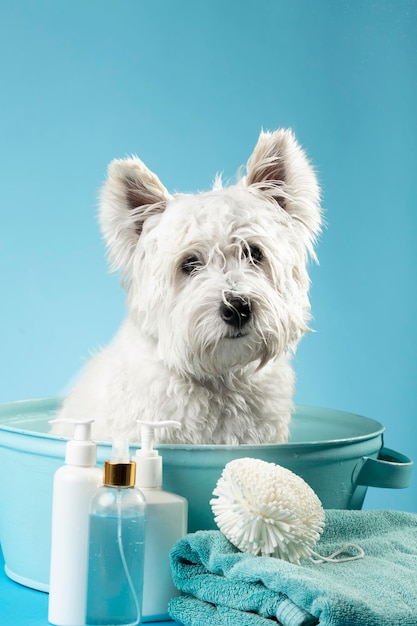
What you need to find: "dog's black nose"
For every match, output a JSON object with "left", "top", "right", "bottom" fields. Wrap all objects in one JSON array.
[{"left": 221, "top": 296, "right": 251, "bottom": 329}]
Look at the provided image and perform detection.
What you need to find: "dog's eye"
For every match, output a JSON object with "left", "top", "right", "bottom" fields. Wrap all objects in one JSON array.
[
  {"left": 181, "top": 255, "right": 202, "bottom": 275},
  {"left": 243, "top": 245, "right": 263, "bottom": 265}
]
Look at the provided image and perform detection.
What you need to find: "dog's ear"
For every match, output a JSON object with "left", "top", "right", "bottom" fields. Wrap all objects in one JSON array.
[
  {"left": 245, "top": 129, "right": 322, "bottom": 251},
  {"left": 99, "top": 156, "right": 170, "bottom": 275}
]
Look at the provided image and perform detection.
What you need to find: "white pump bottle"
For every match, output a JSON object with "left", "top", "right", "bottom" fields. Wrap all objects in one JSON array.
[
  {"left": 134, "top": 421, "right": 188, "bottom": 621},
  {"left": 48, "top": 419, "right": 102, "bottom": 626}
]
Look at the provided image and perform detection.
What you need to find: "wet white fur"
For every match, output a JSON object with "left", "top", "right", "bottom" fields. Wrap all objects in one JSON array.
[{"left": 55, "top": 129, "right": 321, "bottom": 444}]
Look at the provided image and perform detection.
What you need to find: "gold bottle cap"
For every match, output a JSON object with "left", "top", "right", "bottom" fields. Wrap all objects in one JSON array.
[{"left": 103, "top": 460, "right": 136, "bottom": 487}]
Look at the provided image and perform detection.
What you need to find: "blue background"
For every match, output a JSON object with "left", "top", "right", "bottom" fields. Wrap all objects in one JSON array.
[{"left": 0, "top": 1, "right": 416, "bottom": 512}]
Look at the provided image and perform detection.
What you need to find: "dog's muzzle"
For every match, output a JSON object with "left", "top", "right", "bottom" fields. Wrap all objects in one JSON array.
[{"left": 220, "top": 295, "right": 252, "bottom": 330}]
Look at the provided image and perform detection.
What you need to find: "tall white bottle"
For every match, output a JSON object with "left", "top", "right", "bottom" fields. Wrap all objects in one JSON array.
[
  {"left": 134, "top": 421, "right": 188, "bottom": 621},
  {"left": 48, "top": 419, "right": 102, "bottom": 626}
]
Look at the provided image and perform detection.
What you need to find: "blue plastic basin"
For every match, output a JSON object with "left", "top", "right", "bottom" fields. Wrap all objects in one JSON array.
[{"left": 0, "top": 397, "right": 413, "bottom": 594}]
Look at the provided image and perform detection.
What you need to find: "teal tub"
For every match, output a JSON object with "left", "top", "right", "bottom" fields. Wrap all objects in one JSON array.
[{"left": 0, "top": 397, "right": 413, "bottom": 593}]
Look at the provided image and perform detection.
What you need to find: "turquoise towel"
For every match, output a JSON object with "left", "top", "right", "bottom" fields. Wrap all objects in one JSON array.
[{"left": 169, "top": 509, "right": 417, "bottom": 626}]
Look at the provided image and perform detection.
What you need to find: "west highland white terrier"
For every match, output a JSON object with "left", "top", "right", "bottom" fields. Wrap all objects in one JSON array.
[{"left": 55, "top": 129, "right": 322, "bottom": 444}]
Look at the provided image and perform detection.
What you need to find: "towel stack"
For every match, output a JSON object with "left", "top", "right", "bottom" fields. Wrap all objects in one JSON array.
[{"left": 169, "top": 509, "right": 417, "bottom": 626}]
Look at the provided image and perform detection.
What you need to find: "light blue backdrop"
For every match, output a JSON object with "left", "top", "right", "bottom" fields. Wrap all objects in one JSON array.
[{"left": 1, "top": 1, "right": 416, "bottom": 511}]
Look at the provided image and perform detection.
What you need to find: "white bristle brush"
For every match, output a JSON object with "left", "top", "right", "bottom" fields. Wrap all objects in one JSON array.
[{"left": 210, "top": 457, "right": 325, "bottom": 564}]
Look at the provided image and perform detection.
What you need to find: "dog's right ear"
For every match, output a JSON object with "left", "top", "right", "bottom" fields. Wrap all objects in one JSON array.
[{"left": 99, "top": 156, "right": 170, "bottom": 275}]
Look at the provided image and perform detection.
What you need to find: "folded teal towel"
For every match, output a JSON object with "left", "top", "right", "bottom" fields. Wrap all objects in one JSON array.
[{"left": 169, "top": 509, "right": 417, "bottom": 626}]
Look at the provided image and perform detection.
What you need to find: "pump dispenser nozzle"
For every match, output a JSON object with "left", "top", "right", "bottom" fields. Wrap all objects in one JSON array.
[
  {"left": 140, "top": 420, "right": 181, "bottom": 454},
  {"left": 135, "top": 421, "right": 181, "bottom": 488},
  {"left": 110, "top": 438, "right": 131, "bottom": 463},
  {"left": 104, "top": 439, "right": 136, "bottom": 487},
  {"left": 49, "top": 418, "right": 97, "bottom": 467}
]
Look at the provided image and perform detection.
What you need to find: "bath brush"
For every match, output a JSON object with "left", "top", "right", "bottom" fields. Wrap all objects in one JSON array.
[{"left": 210, "top": 457, "right": 325, "bottom": 564}]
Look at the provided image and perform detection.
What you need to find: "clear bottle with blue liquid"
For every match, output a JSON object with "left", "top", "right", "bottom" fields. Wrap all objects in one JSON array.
[{"left": 86, "top": 440, "right": 146, "bottom": 626}]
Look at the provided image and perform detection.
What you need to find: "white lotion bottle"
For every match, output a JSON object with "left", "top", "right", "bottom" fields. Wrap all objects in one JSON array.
[
  {"left": 134, "top": 421, "right": 188, "bottom": 621},
  {"left": 48, "top": 419, "right": 102, "bottom": 626}
]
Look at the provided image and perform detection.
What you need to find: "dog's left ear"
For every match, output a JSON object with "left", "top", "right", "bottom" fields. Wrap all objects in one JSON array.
[
  {"left": 245, "top": 129, "right": 322, "bottom": 250},
  {"left": 99, "top": 156, "right": 171, "bottom": 275}
]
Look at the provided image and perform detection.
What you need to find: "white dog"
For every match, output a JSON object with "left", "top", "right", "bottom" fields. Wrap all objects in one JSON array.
[{"left": 55, "top": 129, "right": 321, "bottom": 444}]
